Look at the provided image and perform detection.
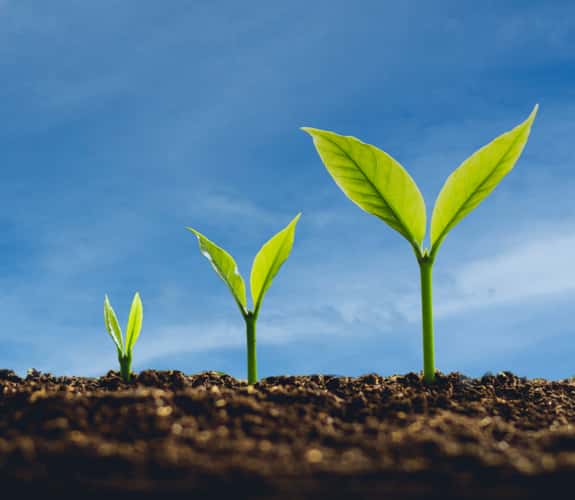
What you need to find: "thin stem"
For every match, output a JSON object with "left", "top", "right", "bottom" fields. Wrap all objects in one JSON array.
[
  {"left": 418, "top": 258, "right": 435, "bottom": 383},
  {"left": 245, "top": 314, "right": 257, "bottom": 385},
  {"left": 118, "top": 352, "right": 132, "bottom": 383}
]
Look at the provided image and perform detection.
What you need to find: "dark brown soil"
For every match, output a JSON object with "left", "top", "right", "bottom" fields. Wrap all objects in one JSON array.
[{"left": 1, "top": 368, "right": 574, "bottom": 499}]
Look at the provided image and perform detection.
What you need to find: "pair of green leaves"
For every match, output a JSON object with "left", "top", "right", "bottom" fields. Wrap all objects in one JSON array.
[
  {"left": 302, "top": 105, "right": 538, "bottom": 261},
  {"left": 104, "top": 292, "right": 144, "bottom": 357},
  {"left": 187, "top": 213, "right": 301, "bottom": 318}
]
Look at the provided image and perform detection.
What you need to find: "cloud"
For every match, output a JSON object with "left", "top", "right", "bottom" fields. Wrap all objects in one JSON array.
[
  {"left": 262, "top": 217, "right": 575, "bottom": 331},
  {"left": 130, "top": 311, "right": 347, "bottom": 368},
  {"left": 437, "top": 229, "right": 575, "bottom": 316},
  {"left": 189, "top": 190, "right": 280, "bottom": 227}
]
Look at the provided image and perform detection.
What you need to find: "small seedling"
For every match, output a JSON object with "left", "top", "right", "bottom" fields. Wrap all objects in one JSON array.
[
  {"left": 187, "top": 214, "right": 301, "bottom": 384},
  {"left": 103, "top": 292, "right": 143, "bottom": 383},
  {"left": 303, "top": 105, "right": 538, "bottom": 383}
]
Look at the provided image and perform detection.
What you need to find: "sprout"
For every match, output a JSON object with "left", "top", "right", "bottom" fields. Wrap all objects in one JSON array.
[
  {"left": 103, "top": 292, "right": 143, "bottom": 382},
  {"left": 187, "top": 214, "right": 301, "bottom": 384},
  {"left": 303, "top": 105, "right": 538, "bottom": 383}
]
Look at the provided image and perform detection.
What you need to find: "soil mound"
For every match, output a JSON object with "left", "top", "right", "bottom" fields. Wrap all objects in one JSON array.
[{"left": 1, "top": 369, "right": 574, "bottom": 499}]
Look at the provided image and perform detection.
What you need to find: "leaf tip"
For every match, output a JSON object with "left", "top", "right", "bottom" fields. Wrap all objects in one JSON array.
[
  {"left": 301, "top": 127, "right": 325, "bottom": 139},
  {"left": 186, "top": 227, "right": 203, "bottom": 242},
  {"left": 528, "top": 103, "right": 539, "bottom": 122}
]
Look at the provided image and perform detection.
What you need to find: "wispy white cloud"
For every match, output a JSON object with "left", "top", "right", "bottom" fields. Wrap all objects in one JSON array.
[
  {"left": 334, "top": 223, "right": 575, "bottom": 324},
  {"left": 264, "top": 218, "right": 575, "bottom": 329},
  {"left": 437, "top": 230, "right": 575, "bottom": 316},
  {"left": 190, "top": 190, "right": 280, "bottom": 227},
  {"left": 6, "top": 215, "right": 573, "bottom": 375},
  {"left": 39, "top": 234, "right": 125, "bottom": 277},
  {"left": 130, "top": 312, "right": 346, "bottom": 369}
]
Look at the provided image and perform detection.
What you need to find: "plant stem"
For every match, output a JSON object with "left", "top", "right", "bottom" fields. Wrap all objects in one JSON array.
[
  {"left": 419, "top": 258, "right": 435, "bottom": 383},
  {"left": 245, "top": 314, "right": 257, "bottom": 385},
  {"left": 119, "top": 353, "right": 132, "bottom": 383}
]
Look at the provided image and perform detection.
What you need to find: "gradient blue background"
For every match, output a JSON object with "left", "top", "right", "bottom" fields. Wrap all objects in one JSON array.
[{"left": 1, "top": 1, "right": 574, "bottom": 379}]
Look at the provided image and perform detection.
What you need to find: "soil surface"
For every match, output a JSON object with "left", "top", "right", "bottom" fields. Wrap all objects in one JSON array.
[{"left": 1, "top": 369, "right": 574, "bottom": 499}]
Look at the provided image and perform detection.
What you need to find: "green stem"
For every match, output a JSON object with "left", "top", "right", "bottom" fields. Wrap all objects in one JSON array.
[
  {"left": 418, "top": 258, "right": 435, "bottom": 383},
  {"left": 118, "top": 352, "right": 132, "bottom": 383},
  {"left": 245, "top": 314, "right": 257, "bottom": 385}
]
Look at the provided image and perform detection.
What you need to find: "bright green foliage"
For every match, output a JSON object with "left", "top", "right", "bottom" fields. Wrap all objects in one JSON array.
[
  {"left": 103, "top": 292, "right": 143, "bottom": 383},
  {"left": 187, "top": 214, "right": 301, "bottom": 384},
  {"left": 186, "top": 228, "right": 248, "bottom": 315},
  {"left": 301, "top": 128, "right": 426, "bottom": 249},
  {"left": 104, "top": 295, "right": 123, "bottom": 352},
  {"left": 430, "top": 105, "right": 538, "bottom": 257},
  {"left": 303, "top": 106, "right": 538, "bottom": 382},
  {"left": 250, "top": 214, "right": 301, "bottom": 315}
]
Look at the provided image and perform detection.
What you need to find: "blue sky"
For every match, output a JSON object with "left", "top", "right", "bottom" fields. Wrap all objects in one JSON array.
[{"left": 1, "top": 1, "right": 574, "bottom": 379}]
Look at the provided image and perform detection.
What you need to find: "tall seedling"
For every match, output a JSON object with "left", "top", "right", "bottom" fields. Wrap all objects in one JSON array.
[
  {"left": 303, "top": 106, "right": 538, "bottom": 383},
  {"left": 187, "top": 214, "right": 301, "bottom": 384}
]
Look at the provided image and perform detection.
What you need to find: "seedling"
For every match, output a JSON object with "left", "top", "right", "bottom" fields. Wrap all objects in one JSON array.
[
  {"left": 103, "top": 292, "right": 143, "bottom": 383},
  {"left": 303, "top": 105, "right": 538, "bottom": 383},
  {"left": 187, "top": 214, "right": 301, "bottom": 384}
]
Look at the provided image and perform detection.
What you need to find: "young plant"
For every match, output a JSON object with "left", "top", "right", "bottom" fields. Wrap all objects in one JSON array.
[
  {"left": 302, "top": 105, "right": 538, "bottom": 383},
  {"left": 187, "top": 214, "right": 301, "bottom": 385},
  {"left": 103, "top": 292, "right": 143, "bottom": 383}
]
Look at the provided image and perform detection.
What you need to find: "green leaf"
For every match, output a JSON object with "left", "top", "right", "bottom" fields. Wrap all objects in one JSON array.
[
  {"left": 250, "top": 213, "right": 301, "bottom": 315},
  {"left": 125, "top": 292, "right": 143, "bottom": 353},
  {"left": 186, "top": 227, "right": 248, "bottom": 315},
  {"left": 430, "top": 105, "right": 538, "bottom": 255},
  {"left": 302, "top": 128, "right": 426, "bottom": 247},
  {"left": 104, "top": 294, "right": 124, "bottom": 354}
]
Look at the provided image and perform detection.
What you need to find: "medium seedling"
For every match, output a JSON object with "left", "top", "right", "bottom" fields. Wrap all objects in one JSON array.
[
  {"left": 303, "top": 106, "right": 538, "bottom": 383},
  {"left": 187, "top": 214, "right": 301, "bottom": 384},
  {"left": 103, "top": 292, "right": 143, "bottom": 382}
]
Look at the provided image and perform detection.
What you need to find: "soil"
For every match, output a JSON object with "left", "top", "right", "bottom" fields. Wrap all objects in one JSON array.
[{"left": 1, "top": 368, "right": 574, "bottom": 499}]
